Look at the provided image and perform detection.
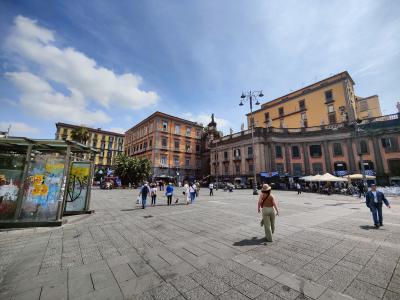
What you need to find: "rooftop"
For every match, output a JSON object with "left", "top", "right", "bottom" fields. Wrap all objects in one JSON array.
[{"left": 56, "top": 122, "right": 125, "bottom": 137}]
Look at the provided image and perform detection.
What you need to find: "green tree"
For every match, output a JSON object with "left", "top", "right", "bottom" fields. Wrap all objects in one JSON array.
[
  {"left": 70, "top": 126, "right": 90, "bottom": 144},
  {"left": 114, "top": 154, "right": 152, "bottom": 185}
]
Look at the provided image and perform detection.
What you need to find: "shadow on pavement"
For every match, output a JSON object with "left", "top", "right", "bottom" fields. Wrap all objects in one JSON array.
[
  {"left": 233, "top": 237, "right": 266, "bottom": 246},
  {"left": 360, "top": 225, "right": 378, "bottom": 230}
]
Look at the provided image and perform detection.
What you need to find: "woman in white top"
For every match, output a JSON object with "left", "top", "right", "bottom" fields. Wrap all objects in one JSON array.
[{"left": 183, "top": 182, "right": 190, "bottom": 205}]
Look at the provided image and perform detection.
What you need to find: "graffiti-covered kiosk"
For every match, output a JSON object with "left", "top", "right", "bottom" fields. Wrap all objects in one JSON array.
[{"left": 0, "top": 137, "right": 97, "bottom": 227}]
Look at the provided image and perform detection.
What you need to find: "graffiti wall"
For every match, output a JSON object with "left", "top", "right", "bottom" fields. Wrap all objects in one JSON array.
[
  {"left": 20, "top": 154, "right": 65, "bottom": 221},
  {"left": 65, "top": 161, "right": 91, "bottom": 212},
  {"left": 0, "top": 152, "right": 25, "bottom": 220}
]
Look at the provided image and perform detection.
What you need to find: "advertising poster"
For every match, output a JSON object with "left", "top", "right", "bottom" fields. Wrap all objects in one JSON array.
[{"left": 65, "top": 161, "right": 91, "bottom": 212}]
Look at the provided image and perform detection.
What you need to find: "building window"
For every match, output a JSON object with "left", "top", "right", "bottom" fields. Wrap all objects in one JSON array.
[
  {"left": 275, "top": 145, "right": 282, "bottom": 158},
  {"left": 173, "top": 156, "right": 179, "bottom": 167},
  {"left": 309, "top": 145, "right": 322, "bottom": 157},
  {"left": 359, "top": 140, "right": 368, "bottom": 154},
  {"left": 279, "top": 119, "right": 284, "bottom": 128},
  {"left": 196, "top": 144, "right": 200, "bottom": 153},
  {"left": 149, "top": 139, "right": 152, "bottom": 147},
  {"left": 196, "top": 130, "right": 201, "bottom": 138},
  {"left": 224, "top": 151, "right": 228, "bottom": 159},
  {"left": 292, "top": 146, "right": 300, "bottom": 158},
  {"left": 325, "top": 90, "right": 333, "bottom": 103},
  {"left": 174, "top": 139, "right": 180, "bottom": 150},
  {"left": 381, "top": 137, "right": 398, "bottom": 152},
  {"left": 299, "top": 100, "right": 306, "bottom": 110},
  {"left": 185, "top": 158, "right": 190, "bottom": 167},
  {"left": 99, "top": 150, "right": 104, "bottom": 158},
  {"left": 327, "top": 104, "right": 335, "bottom": 114},
  {"left": 301, "top": 112, "right": 308, "bottom": 127},
  {"left": 235, "top": 163, "right": 240, "bottom": 173},
  {"left": 293, "top": 163, "right": 302, "bottom": 176},
  {"left": 247, "top": 146, "right": 253, "bottom": 157},
  {"left": 160, "top": 155, "right": 167, "bottom": 165},
  {"left": 328, "top": 114, "right": 337, "bottom": 124},
  {"left": 333, "top": 143, "right": 343, "bottom": 156},
  {"left": 312, "top": 163, "right": 323, "bottom": 174},
  {"left": 278, "top": 107, "right": 284, "bottom": 117},
  {"left": 234, "top": 149, "right": 241, "bottom": 158},
  {"left": 185, "top": 141, "right": 191, "bottom": 152},
  {"left": 264, "top": 112, "right": 270, "bottom": 122},
  {"left": 162, "top": 137, "right": 168, "bottom": 148},
  {"left": 143, "top": 141, "right": 147, "bottom": 150},
  {"left": 186, "top": 127, "right": 191, "bottom": 136},
  {"left": 248, "top": 163, "right": 254, "bottom": 172},
  {"left": 174, "top": 124, "right": 181, "bottom": 134},
  {"left": 224, "top": 163, "right": 229, "bottom": 174},
  {"left": 276, "top": 163, "right": 284, "bottom": 174},
  {"left": 162, "top": 121, "right": 168, "bottom": 132},
  {"left": 100, "top": 141, "right": 105, "bottom": 149}
]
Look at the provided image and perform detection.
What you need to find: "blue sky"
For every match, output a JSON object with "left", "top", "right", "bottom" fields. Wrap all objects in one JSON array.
[{"left": 1, "top": 0, "right": 399, "bottom": 138}]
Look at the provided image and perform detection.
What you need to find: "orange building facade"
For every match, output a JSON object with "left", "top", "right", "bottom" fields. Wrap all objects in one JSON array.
[{"left": 125, "top": 112, "right": 203, "bottom": 181}]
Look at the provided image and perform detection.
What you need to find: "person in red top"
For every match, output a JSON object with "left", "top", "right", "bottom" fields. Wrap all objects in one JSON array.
[{"left": 257, "top": 184, "right": 279, "bottom": 242}]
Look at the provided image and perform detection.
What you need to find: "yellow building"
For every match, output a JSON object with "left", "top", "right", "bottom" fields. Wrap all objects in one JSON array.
[
  {"left": 55, "top": 123, "right": 124, "bottom": 171},
  {"left": 355, "top": 95, "right": 382, "bottom": 119},
  {"left": 249, "top": 71, "right": 368, "bottom": 129}
]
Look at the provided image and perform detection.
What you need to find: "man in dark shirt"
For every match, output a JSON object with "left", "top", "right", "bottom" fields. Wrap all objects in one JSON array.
[{"left": 365, "top": 184, "right": 390, "bottom": 228}]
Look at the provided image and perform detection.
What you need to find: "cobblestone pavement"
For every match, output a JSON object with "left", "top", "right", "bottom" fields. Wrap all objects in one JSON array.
[{"left": 1, "top": 188, "right": 400, "bottom": 300}]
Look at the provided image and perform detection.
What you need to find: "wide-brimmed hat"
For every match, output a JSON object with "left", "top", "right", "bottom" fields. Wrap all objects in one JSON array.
[{"left": 261, "top": 184, "right": 272, "bottom": 192}]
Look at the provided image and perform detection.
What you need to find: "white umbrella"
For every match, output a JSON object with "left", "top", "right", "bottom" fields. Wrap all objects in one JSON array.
[
  {"left": 345, "top": 174, "right": 376, "bottom": 180},
  {"left": 317, "top": 173, "right": 348, "bottom": 182},
  {"left": 304, "top": 174, "right": 322, "bottom": 182}
]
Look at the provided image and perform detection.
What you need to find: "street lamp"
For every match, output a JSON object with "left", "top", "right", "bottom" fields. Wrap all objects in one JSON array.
[
  {"left": 240, "top": 90, "right": 263, "bottom": 195},
  {"left": 353, "top": 119, "right": 367, "bottom": 189}
]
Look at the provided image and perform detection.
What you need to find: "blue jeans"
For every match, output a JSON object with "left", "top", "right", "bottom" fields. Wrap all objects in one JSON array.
[
  {"left": 190, "top": 192, "right": 196, "bottom": 203},
  {"left": 142, "top": 195, "right": 147, "bottom": 209},
  {"left": 370, "top": 204, "right": 383, "bottom": 225}
]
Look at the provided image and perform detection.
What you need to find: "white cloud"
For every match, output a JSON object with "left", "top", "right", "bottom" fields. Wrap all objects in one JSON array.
[
  {"left": 5, "top": 15, "right": 158, "bottom": 123},
  {"left": 182, "top": 112, "right": 231, "bottom": 134},
  {"left": 106, "top": 127, "right": 126, "bottom": 134},
  {"left": 6, "top": 71, "right": 111, "bottom": 125},
  {"left": 0, "top": 121, "right": 39, "bottom": 136}
]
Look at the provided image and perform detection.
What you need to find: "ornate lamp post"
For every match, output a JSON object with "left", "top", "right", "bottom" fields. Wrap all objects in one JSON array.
[{"left": 240, "top": 90, "right": 263, "bottom": 195}]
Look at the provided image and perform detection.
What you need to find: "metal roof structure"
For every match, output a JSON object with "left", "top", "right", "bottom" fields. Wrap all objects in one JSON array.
[{"left": 0, "top": 137, "right": 99, "bottom": 153}]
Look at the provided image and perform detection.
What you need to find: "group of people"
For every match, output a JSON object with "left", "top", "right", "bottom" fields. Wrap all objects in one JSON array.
[{"left": 138, "top": 181, "right": 201, "bottom": 209}]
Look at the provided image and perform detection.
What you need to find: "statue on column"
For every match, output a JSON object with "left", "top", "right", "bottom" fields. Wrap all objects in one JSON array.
[
  {"left": 240, "top": 123, "right": 245, "bottom": 131},
  {"left": 397, "top": 102, "right": 400, "bottom": 113},
  {"left": 230, "top": 128, "right": 233, "bottom": 135}
]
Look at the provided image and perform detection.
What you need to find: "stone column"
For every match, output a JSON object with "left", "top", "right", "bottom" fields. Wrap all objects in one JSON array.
[
  {"left": 372, "top": 136, "right": 384, "bottom": 175},
  {"left": 302, "top": 143, "right": 310, "bottom": 174},
  {"left": 323, "top": 141, "right": 332, "bottom": 173},
  {"left": 285, "top": 144, "right": 291, "bottom": 174},
  {"left": 346, "top": 138, "right": 356, "bottom": 173},
  {"left": 270, "top": 142, "right": 276, "bottom": 171}
]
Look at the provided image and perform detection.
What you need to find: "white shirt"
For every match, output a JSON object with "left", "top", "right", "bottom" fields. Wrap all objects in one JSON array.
[
  {"left": 209, "top": 183, "right": 214, "bottom": 189},
  {"left": 372, "top": 191, "right": 378, "bottom": 203},
  {"left": 189, "top": 185, "right": 196, "bottom": 193}
]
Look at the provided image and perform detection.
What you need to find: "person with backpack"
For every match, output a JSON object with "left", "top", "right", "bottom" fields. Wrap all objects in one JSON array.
[
  {"left": 257, "top": 184, "right": 279, "bottom": 242},
  {"left": 150, "top": 183, "right": 157, "bottom": 206},
  {"left": 165, "top": 182, "right": 174, "bottom": 205},
  {"left": 139, "top": 182, "right": 150, "bottom": 209}
]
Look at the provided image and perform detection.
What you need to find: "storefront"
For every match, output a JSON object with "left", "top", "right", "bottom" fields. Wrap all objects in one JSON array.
[{"left": 0, "top": 137, "right": 97, "bottom": 227}]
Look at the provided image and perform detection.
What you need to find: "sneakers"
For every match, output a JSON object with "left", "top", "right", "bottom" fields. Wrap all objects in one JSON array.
[{"left": 374, "top": 224, "right": 379, "bottom": 228}]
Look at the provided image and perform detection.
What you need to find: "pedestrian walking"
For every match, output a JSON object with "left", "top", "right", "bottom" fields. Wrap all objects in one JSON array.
[
  {"left": 150, "top": 184, "right": 157, "bottom": 206},
  {"left": 365, "top": 184, "right": 390, "bottom": 228},
  {"left": 257, "top": 184, "right": 279, "bottom": 242},
  {"left": 209, "top": 182, "right": 214, "bottom": 196},
  {"left": 189, "top": 183, "right": 196, "bottom": 203},
  {"left": 358, "top": 181, "right": 365, "bottom": 198},
  {"left": 166, "top": 182, "right": 174, "bottom": 205},
  {"left": 195, "top": 181, "right": 200, "bottom": 197},
  {"left": 139, "top": 182, "right": 150, "bottom": 209},
  {"left": 296, "top": 182, "right": 302, "bottom": 194},
  {"left": 183, "top": 182, "right": 190, "bottom": 204}
]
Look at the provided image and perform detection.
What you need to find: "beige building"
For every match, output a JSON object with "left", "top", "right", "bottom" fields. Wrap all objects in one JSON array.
[
  {"left": 355, "top": 95, "right": 382, "bottom": 119},
  {"left": 211, "top": 113, "right": 400, "bottom": 186},
  {"left": 55, "top": 123, "right": 124, "bottom": 171},
  {"left": 125, "top": 112, "right": 204, "bottom": 181}
]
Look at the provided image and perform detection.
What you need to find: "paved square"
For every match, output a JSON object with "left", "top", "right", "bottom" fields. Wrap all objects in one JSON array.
[{"left": 1, "top": 188, "right": 399, "bottom": 299}]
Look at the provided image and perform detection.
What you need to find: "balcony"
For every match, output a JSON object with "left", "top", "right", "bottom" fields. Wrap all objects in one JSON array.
[
  {"left": 246, "top": 154, "right": 254, "bottom": 160},
  {"left": 233, "top": 155, "right": 241, "bottom": 161}
]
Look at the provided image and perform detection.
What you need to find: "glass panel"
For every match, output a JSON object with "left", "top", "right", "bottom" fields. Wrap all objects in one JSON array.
[
  {"left": 65, "top": 162, "right": 91, "bottom": 212},
  {"left": 0, "top": 151, "right": 25, "bottom": 220},
  {"left": 20, "top": 154, "right": 65, "bottom": 221}
]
